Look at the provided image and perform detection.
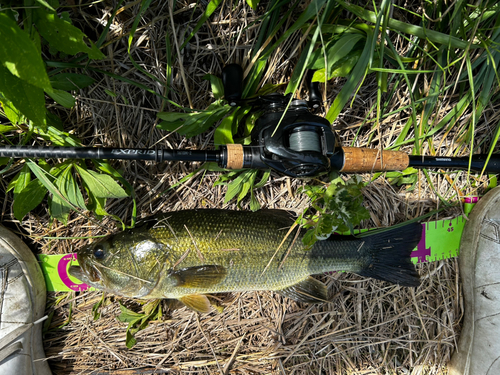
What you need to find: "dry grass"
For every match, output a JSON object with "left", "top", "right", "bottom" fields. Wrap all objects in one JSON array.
[{"left": 1, "top": 0, "right": 499, "bottom": 374}]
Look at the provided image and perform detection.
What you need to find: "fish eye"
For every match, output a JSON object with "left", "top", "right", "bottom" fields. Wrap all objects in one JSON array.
[{"left": 94, "top": 248, "right": 105, "bottom": 259}]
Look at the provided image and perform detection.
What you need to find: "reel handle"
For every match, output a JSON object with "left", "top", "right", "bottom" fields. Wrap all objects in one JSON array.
[
  {"left": 222, "top": 64, "right": 244, "bottom": 105},
  {"left": 305, "top": 70, "right": 322, "bottom": 109}
]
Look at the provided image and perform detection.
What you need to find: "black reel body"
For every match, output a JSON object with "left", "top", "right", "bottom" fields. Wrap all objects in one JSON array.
[{"left": 251, "top": 101, "right": 336, "bottom": 177}]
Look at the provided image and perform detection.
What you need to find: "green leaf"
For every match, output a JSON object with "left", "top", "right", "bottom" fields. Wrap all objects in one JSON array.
[
  {"left": 327, "top": 51, "right": 362, "bottom": 78},
  {"left": 0, "top": 158, "right": 10, "bottom": 167},
  {"left": 125, "top": 331, "right": 137, "bottom": 349},
  {"left": 26, "top": 160, "right": 59, "bottom": 198},
  {"left": 0, "top": 65, "right": 47, "bottom": 127},
  {"left": 302, "top": 229, "right": 316, "bottom": 248},
  {"left": 75, "top": 166, "right": 128, "bottom": 199},
  {"left": 312, "top": 69, "right": 326, "bottom": 82},
  {"left": 311, "top": 46, "right": 364, "bottom": 82},
  {"left": 92, "top": 295, "right": 106, "bottom": 321},
  {"left": 25, "top": 160, "right": 75, "bottom": 223},
  {"left": 300, "top": 175, "right": 369, "bottom": 247},
  {"left": 255, "top": 83, "right": 287, "bottom": 96},
  {"left": 0, "top": 13, "right": 52, "bottom": 91},
  {"left": 214, "top": 110, "right": 237, "bottom": 147},
  {"left": 57, "top": 165, "right": 86, "bottom": 210},
  {"left": 118, "top": 301, "right": 161, "bottom": 349},
  {"left": 13, "top": 179, "right": 47, "bottom": 221},
  {"left": 213, "top": 170, "right": 241, "bottom": 184},
  {"left": 117, "top": 304, "right": 144, "bottom": 324},
  {"left": 7, "top": 165, "right": 29, "bottom": 193},
  {"left": 46, "top": 89, "right": 75, "bottom": 108},
  {"left": 35, "top": 0, "right": 56, "bottom": 11},
  {"left": 25, "top": 160, "right": 88, "bottom": 223},
  {"left": 224, "top": 174, "right": 244, "bottom": 204},
  {"left": 246, "top": 0, "right": 261, "bottom": 10},
  {"left": 104, "top": 89, "right": 117, "bottom": 98},
  {"left": 157, "top": 112, "right": 190, "bottom": 122},
  {"left": 237, "top": 170, "right": 255, "bottom": 203},
  {"left": 14, "top": 165, "right": 31, "bottom": 195},
  {"left": 31, "top": 120, "right": 81, "bottom": 146},
  {"left": 0, "top": 98, "right": 24, "bottom": 125},
  {"left": 203, "top": 74, "right": 224, "bottom": 100},
  {"left": 157, "top": 104, "right": 231, "bottom": 137},
  {"left": 0, "top": 124, "right": 16, "bottom": 133},
  {"left": 325, "top": 34, "right": 363, "bottom": 73},
  {"left": 92, "top": 160, "right": 135, "bottom": 227},
  {"left": 325, "top": 28, "right": 374, "bottom": 123},
  {"left": 50, "top": 73, "right": 95, "bottom": 91},
  {"left": 308, "top": 33, "right": 363, "bottom": 73},
  {"left": 253, "top": 170, "right": 270, "bottom": 189},
  {"left": 49, "top": 194, "right": 70, "bottom": 224},
  {"left": 249, "top": 190, "right": 260, "bottom": 211},
  {"left": 87, "top": 191, "right": 109, "bottom": 217},
  {"left": 33, "top": 8, "right": 105, "bottom": 59},
  {"left": 221, "top": 170, "right": 261, "bottom": 205}
]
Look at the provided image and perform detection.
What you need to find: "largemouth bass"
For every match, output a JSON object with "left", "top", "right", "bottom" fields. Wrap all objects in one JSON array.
[{"left": 70, "top": 209, "right": 421, "bottom": 312}]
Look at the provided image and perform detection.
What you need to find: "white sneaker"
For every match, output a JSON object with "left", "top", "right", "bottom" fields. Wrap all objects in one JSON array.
[
  {"left": 449, "top": 187, "right": 500, "bottom": 375},
  {"left": 0, "top": 225, "right": 51, "bottom": 375}
]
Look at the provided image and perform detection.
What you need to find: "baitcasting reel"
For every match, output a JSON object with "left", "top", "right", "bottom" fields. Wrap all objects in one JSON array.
[{"left": 220, "top": 64, "right": 336, "bottom": 177}]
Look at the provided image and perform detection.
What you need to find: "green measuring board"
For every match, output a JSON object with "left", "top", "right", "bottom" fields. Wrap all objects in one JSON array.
[
  {"left": 410, "top": 216, "right": 465, "bottom": 263},
  {"left": 39, "top": 216, "right": 467, "bottom": 292},
  {"left": 39, "top": 253, "right": 95, "bottom": 293}
]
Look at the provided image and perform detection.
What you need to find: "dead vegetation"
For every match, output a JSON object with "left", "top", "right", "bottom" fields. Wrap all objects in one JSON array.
[{"left": 1, "top": 0, "right": 499, "bottom": 374}]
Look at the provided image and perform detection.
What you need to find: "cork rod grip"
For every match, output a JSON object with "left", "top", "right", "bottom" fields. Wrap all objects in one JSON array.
[
  {"left": 340, "top": 147, "right": 410, "bottom": 173},
  {"left": 225, "top": 144, "right": 244, "bottom": 169}
]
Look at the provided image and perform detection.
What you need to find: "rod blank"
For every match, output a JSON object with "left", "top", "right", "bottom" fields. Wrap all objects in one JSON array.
[
  {"left": 408, "top": 154, "right": 500, "bottom": 174},
  {"left": 0, "top": 146, "right": 220, "bottom": 163}
]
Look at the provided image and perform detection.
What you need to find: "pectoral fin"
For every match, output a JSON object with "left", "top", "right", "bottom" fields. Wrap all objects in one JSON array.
[
  {"left": 170, "top": 265, "right": 227, "bottom": 288},
  {"left": 276, "top": 276, "right": 328, "bottom": 303},
  {"left": 179, "top": 294, "right": 211, "bottom": 313}
]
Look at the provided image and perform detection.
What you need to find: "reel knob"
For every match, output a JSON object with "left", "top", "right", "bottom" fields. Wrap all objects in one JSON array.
[
  {"left": 222, "top": 64, "right": 244, "bottom": 105},
  {"left": 305, "top": 70, "right": 321, "bottom": 110}
]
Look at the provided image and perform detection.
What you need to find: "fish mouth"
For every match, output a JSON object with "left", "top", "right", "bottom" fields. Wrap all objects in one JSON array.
[{"left": 69, "top": 264, "right": 100, "bottom": 283}]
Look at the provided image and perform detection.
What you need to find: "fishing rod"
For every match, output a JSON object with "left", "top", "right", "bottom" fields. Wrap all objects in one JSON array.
[{"left": 1, "top": 64, "right": 499, "bottom": 177}]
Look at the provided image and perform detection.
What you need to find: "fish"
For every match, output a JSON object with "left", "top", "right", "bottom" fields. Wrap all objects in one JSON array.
[{"left": 69, "top": 209, "right": 421, "bottom": 313}]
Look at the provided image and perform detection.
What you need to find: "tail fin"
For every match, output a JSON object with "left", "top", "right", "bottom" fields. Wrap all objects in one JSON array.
[{"left": 356, "top": 222, "right": 422, "bottom": 287}]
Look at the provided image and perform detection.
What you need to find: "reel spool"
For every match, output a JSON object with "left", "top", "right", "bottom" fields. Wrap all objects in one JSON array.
[{"left": 289, "top": 127, "right": 322, "bottom": 153}]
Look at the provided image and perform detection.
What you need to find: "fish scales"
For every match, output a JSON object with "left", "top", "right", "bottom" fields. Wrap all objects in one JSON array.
[{"left": 70, "top": 209, "right": 421, "bottom": 312}]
